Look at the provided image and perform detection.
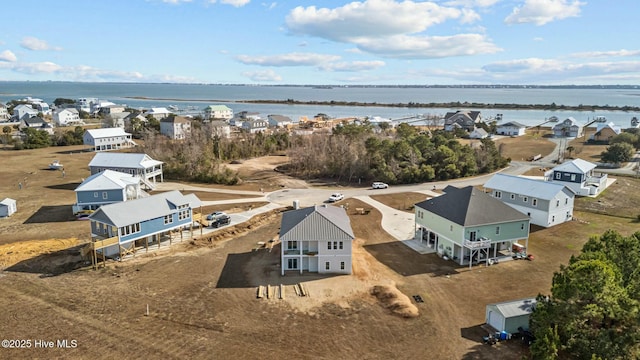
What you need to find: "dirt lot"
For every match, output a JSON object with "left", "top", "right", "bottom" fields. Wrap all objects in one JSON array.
[
  {"left": 2, "top": 147, "right": 640, "bottom": 359},
  {"left": 493, "top": 131, "right": 557, "bottom": 162}
]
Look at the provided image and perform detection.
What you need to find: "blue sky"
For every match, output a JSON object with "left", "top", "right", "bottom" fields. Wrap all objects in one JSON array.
[{"left": 0, "top": 0, "right": 638, "bottom": 85}]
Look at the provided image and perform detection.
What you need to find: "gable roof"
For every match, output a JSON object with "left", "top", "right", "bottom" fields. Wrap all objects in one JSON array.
[
  {"left": 268, "top": 114, "right": 293, "bottom": 123},
  {"left": 488, "top": 297, "right": 537, "bottom": 318},
  {"left": 205, "top": 105, "right": 232, "bottom": 111},
  {"left": 484, "top": 174, "right": 574, "bottom": 200},
  {"left": 280, "top": 205, "right": 355, "bottom": 242},
  {"left": 85, "top": 128, "right": 131, "bottom": 139},
  {"left": 0, "top": 198, "right": 16, "bottom": 206},
  {"left": 148, "top": 107, "right": 170, "bottom": 114},
  {"left": 75, "top": 169, "right": 139, "bottom": 192},
  {"left": 161, "top": 115, "right": 190, "bottom": 124},
  {"left": 88, "top": 152, "right": 163, "bottom": 169},
  {"left": 553, "top": 117, "right": 582, "bottom": 129},
  {"left": 415, "top": 186, "right": 529, "bottom": 226},
  {"left": 552, "top": 158, "right": 596, "bottom": 174},
  {"left": 498, "top": 121, "right": 526, "bottom": 128},
  {"left": 89, "top": 190, "right": 201, "bottom": 227}
]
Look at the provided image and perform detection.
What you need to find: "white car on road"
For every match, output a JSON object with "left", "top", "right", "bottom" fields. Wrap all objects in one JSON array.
[
  {"left": 328, "top": 193, "right": 344, "bottom": 202},
  {"left": 372, "top": 182, "right": 389, "bottom": 189}
]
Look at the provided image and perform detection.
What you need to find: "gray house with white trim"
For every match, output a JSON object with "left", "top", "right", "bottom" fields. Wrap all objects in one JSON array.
[
  {"left": 88, "top": 153, "right": 163, "bottom": 190},
  {"left": 280, "top": 205, "right": 355, "bottom": 275},
  {"left": 484, "top": 173, "right": 575, "bottom": 228},
  {"left": 73, "top": 170, "right": 146, "bottom": 215},
  {"left": 544, "top": 158, "right": 607, "bottom": 196}
]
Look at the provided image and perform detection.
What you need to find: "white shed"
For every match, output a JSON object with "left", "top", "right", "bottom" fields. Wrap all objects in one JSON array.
[{"left": 0, "top": 198, "right": 17, "bottom": 217}]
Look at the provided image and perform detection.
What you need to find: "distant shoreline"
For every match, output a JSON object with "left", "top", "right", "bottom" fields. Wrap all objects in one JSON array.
[{"left": 125, "top": 96, "right": 640, "bottom": 112}]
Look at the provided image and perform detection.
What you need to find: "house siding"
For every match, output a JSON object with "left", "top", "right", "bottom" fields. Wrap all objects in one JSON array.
[{"left": 76, "top": 189, "right": 125, "bottom": 205}]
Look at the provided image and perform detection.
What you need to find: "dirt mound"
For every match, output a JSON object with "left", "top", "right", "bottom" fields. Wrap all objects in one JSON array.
[{"left": 370, "top": 284, "right": 419, "bottom": 318}]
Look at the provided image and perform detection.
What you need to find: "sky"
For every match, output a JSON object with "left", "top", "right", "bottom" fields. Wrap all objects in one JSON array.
[{"left": 0, "top": 0, "right": 638, "bottom": 85}]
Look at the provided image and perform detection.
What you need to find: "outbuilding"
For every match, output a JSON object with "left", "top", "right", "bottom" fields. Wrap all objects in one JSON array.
[
  {"left": 0, "top": 198, "right": 17, "bottom": 217},
  {"left": 485, "top": 297, "right": 537, "bottom": 333}
]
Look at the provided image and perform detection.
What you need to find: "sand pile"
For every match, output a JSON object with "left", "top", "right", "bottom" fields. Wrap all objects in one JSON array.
[{"left": 371, "top": 284, "right": 419, "bottom": 318}]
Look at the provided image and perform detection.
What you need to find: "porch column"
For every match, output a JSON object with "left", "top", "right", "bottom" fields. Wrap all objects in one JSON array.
[{"left": 299, "top": 256, "right": 303, "bottom": 275}]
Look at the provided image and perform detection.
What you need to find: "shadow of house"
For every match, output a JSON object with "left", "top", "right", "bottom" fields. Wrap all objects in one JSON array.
[
  {"left": 46, "top": 182, "right": 81, "bottom": 191},
  {"left": 364, "top": 241, "right": 461, "bottom": 277},
  {"left": 23, "top": 205, "right": 76, "bottom": 224},
  {"left": 4, "top": 244, "right": 86, "bottom": 275},
  {"left": 460, "top": 324, "right": 488, "bottom": 343}
]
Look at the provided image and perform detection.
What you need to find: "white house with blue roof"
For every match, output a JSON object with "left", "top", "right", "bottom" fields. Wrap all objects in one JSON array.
[
  {"left": 280, "top": 204, "right": 355, "bottom": 275},
  {"left": 484, "top": 173, "right": 575, "bottom": 228},
  {"left": 88, "top": 190, "right": 202, "bottom": 266},
  {"left": 72, "top": 170, "right": 145, "bottom": 215}
]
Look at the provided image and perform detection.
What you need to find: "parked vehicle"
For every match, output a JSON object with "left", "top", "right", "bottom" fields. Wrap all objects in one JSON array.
[
  {"left": 206, "top": 211, "right": 227, "bottom": 221},
  {"left": 328, "top": 193, "right": 344, "bottom": 202},
  {"left": 210, "top": 214, "right": 231, "bottom": 228},
  {"left": 372, "top": 182, "right": 389, "bottom": 189}
]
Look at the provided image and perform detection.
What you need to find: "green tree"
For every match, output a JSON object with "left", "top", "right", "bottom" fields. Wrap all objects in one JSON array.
[
  {"left": 21, "top": 128, "right": 52, "bottom": 149},
  {"left": 610, "top": 132, "right": 640, "bottom": 150},
  {"left": 2, "top": 125, "right": 11, "bottom": 147},
  {"left": 600, "top": 142, "right": 634, "bottom": 164},
  {"left": 53, "top": 98, "right": 76, "bottom": 107}
]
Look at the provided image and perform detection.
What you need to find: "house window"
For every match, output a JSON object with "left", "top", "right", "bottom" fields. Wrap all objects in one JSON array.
[
  {"left": 570, "top": 174, "right": 576, "bottom": 181},
  {"left": 552, "top": 215, "right": 555, "bottom": 222},
  {"left": 94, "top": 192, "right": 98, "bottom": 198},
  {"left": 556, "top": 199, "right": 560, "bottom": 207},
  {"left": 339, "top": 242, "right": 343, "bottom": 250},
  {"left": 178, "top": 209, "right": 190, "bottom": 220},
  {"left": 450, "top": 225, "right": 453, "bottom": 232},
  {"left": 532, "top": 199, "right": 537, "bottom": 207},
  {"left": 521, "top": 223, "right": 525, "bottom": 230},
  {"left": 565, "top": 198, "right": 568, "bottom": 205},
  {"left": 164, "top": 215, "right": 173, "bottom": 224},
  {"left": 333, "top": 241, "right": 338, "bottom": 250},
  {"left": 288, "top": 258, "right": 298, "bottom": 269},
  {"left": 287, "top": 241, "right": 297, "bottom": 250},
  {"left": 494, "top": 191, "right": 502, "bottom": 198},
  {"left": 523, "top": 197, "right": 528, "bottom": 203},
  {"left": 555, "top": 172, "right": 561, "bottom": 180},
  {"left": 495, "top": 226, "right": 500, "bottom": 235},
  {"left": 327, "top": 242, "right": 332, "bottom": 250},
  {"left": 510, "top": 194, "right": 515, "bottom": 200},
  {"left": 325, "top": 262, "right": 330, "bottom": 270},
  {"left": 340, "top": 262, "right": 345, "bottom": 270}
]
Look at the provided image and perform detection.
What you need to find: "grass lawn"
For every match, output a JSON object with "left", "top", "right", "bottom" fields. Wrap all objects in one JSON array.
[
  {"left": 494, "top": 131, "right": 557, "bottom": 161},
  {"left": 369, "top": 192, "right": 429, "bottom": 212}
]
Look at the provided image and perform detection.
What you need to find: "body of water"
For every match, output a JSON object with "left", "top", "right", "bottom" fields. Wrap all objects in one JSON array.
[{"left": 1, "top": 82, "right": 639, "bottom": 128}]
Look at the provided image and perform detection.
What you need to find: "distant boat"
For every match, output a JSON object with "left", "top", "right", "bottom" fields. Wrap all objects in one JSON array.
[
  {"left": 49, "top": 160, "right": 64, "bottom": 170},
  {"left": 167, "top": 105, "right": 179, "bottom": 111}
]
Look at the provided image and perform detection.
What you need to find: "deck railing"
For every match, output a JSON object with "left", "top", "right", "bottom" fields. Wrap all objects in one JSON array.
[{"left": 464, "top": 238, "right": 492, "bottom": 249}]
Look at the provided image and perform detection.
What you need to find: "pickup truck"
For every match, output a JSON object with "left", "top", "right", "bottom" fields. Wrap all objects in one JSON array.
[{"left": 210, "top": 214, "right": 231, "bottom": 228}]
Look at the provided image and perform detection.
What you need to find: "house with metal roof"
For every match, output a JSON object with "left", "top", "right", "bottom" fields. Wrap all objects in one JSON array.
[
  {"left": 483, "top": 173, "right": 575, "bottom": 228},
  {"left": 88, "top": 152, "right": 163, "bottom": 190},
  {"left": 552, "top": 117, "right": 584, "bottom": 138},
  {"left": 414, "top": 186, "right": 530, "bottom": 267},
  {"left": 486, "top": 297, "right": 537, "bottom": 333},
  {"left": 496, "top": 121, "right": 527, "bottom": 137},
  {"left": 147, "top": 107, "right": 171, "bottom": 120},
  {"left": 160, "top": 115, "right": 191, "bottom": 140},
  {"left": 53, "top": 108, "right": 81, "bottom": 126},
  {"left": 469, "top": 127, "right": 489, "bottom": 139},
  {"left": 83, "top": 128, "right": 136, "bottom": 152},
  {"left": 204, "top": 105, "right": 233, "bottom": 120},
  {"left": 72, "top": 170, "right": 146, "bottom": 215},
  {"left": 267, "top": 114, "right": 294, "bottom": 128},
  {"left": 544, "top": 158, "right": 608, "bottom": 196},
  {"left": 590, "top": 122, "right": 621, "bottom": 143},
  {"left": 280, "top": 204, "right": 355, "bottom": 275},
  {"left": 87, "top": 190, "right": 202, "bottom": 267},
  {"left": 241, "top": 119, "right": 268, "bottom": 134}
]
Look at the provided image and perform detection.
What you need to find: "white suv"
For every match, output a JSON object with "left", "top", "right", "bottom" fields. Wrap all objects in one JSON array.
[
  {"left": 328, "top": 193, "right": 344, "bottom": 202},
  {"left": 372, "top": 182, "right": 389, "bottom": 189}
]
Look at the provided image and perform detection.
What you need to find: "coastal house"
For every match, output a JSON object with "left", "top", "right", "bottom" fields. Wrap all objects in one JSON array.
[
  {"left": 208, "top": 120, "right": 231, "bottom": 139},
  {"left": 20, "top": 117, "right": 54, "bottom": 135},
  {"left": 544, "top": 158, "right": 608, "bottom": 196},
  {"left": 553, "top": 117, "right": 584, "bottom": 138},
  {"left": 103, "top": 111, "right": 130, "bottom": 129},
  {"left": 32, "top": 101, "right": 51, "bottom": 115},
  {"left": 590, "top": 122, "right": 621, "bottom": 143},
  {"left": 53, "top": 108, "right": 81, "bottom": 126},
  {"left": 88, "top": 152, "right": 163, "bottom": 189},
  {"left": 12, "top": 104, "right": 38, "bottom": 121},
  {"left": 443, "top": 110, "right": 483, "bottom": 132},
  {"left": 496, "top": 121, "right": 527, "bottom": 137},
  {"left": 99, "top": 104, "right": 127, "bottom": 116},
  {"left": 204, "top": 105, "right": 233, "bottom": 120},
  {"left": 280, "top": 204, "right": 355, "bottom": 275},
  {"left": 88, "top": 190, "right": 202, "bottom": 265},
  {"left": 0, "top": 198, "right": 17, "bottom": 218},
  {"left": 483, "top": 173, "right": 575, "bottom": 228},
  {"left": 91, "top": 100, "right": 116, "bottom": 115},
  {"left": 241, "top": 119, "right": 268, "bottom": 134},
  {"left": 631, "top": 117, "right": 639, "bottom": 128},
  {"left": 160, "top": 115, "right": 191, "bottom": 140},
  {"left": 414, "top": 186, "right": 530, "bottom": 267},
  {"left": 229, "top": 111, "right": 261, "bottom": 127},
  {"left": 76, "top": 97, "right": 98, "bottom": 113},
  {"left": 267, "top": 114, "right": 294, "bottom": 128},
  {"left": 469, "top": 127, "right": 489, "bottom": 139},
  {"left": 123, "top": 112, "right": 147, "bottom": 133},
  {"left": 83, "top": 128, "right": 136, "bottom": 152},
  {"left": 72, "top": 170, "right": 145, "bottom": 215},
  {"left": 0, "top": 103, "right": 10, "bottom": 121},
  {"left": 486, "top": 297, "right": 537, "bottom": 334},
  {"left": 147, "top": 107, "right": 171, "bottom": 120}
]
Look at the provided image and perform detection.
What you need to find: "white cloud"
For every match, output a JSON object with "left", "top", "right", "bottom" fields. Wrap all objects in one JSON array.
[
  {"left": 355, "top": 34, "right": 502, "bottom": 59},
  {"left": 161, "top": 0, "right": 192, "bottom": 4},
  {"left": 0, "top": 50, "right": 17, "bottom": 62},
  {"left": 570, "top": 49, "right": 640, "bottom": 58},
  {"left": 505, "top": 0, "right": 585, "bottom": 26},
  {"left": 211, "top": 0, "right": 251, "bottom": 6},
  {"left": 12, "top": 61, "right": 63, "bottom": 74},
  {"left": 319, "top": 60, "right": 385, "bottom": 72},
  {"left": 242, "top": 69, "right": 282, "bottom": 82},
  {"left": 286, "top": 0, "right": 472, "bottom": 41},
  {"left": 444, "top": 0, "right": 501, "bottom": 7},
  {"left": 262, "top": 2, "right": 276, "bottom": 10},
  {"left": 20, "top": 36, "right": 62, "bottom": 51},
  {"left": 481, "top": 58, "right": 640, "bottom": 81},
  {"left": 533, "top": 37, "right": 544, "bottom": 42},
  {"left": 236, "top": 52, "right": 341, "bottom": 66}
]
